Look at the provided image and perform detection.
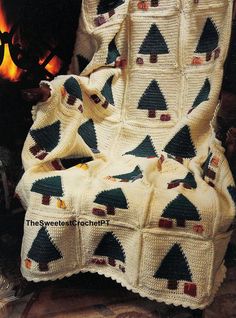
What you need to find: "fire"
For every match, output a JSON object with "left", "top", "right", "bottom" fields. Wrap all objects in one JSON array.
[
  {"left": 0, "top": 1, "right": 9, "bottom": 32},
  {"left": 0, "top": 0, "right": 62, "bottom": 81},
  {"left": 0, "top": 1, "right": 22, "bottom": 81},
  {"left": 39, "top": 54, "right": 62, "bottom": 76}
]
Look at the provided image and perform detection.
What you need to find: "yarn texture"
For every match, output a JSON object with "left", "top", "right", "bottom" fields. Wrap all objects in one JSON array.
[{"left": 16, "top": 0, "right": 236, "bottom": 310}]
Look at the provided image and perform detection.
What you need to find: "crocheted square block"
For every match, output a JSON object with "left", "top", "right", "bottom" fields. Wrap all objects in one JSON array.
[
  {"left": 89, "top": 67, "right": 125, "bottom": 112},
  {"left": 184, "top": 7, "right": 228, "bottom": 66},
  {"left": 113, "top": 124, "right": 161, "bottom": 159},
  {"left": 139, "top": 232, "right": 214, "bottom": 305},
  {"left": 21, "top": 210, "right": 79, "bottom": 279},
  {"left": 78, "top": 118, "right": 120, "bottom": 154},
  {"left": 126, "top": 69, "right": 180, "bottom": 126},
  {"left": 147, "top": 182, "right": 218, "bottom": 238},
  {"left": 80, "top": 177, "right": 151, "bottom": 227},
  {"left": 81, "top": 25, "right": 127, "bottom": 72},
  {"left": 130, "top": 13, "right": 178, "bottom": 68},
  {"left": 184, "top": 67, "right": 222, "bottom": 116},
  {"left": 80, "top": 222, "right": 140, "bottom": 286}
]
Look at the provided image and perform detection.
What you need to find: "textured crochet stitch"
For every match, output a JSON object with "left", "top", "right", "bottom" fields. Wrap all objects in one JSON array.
[{"left": 16, "top": 0, "right": 236, "bottom": 310}]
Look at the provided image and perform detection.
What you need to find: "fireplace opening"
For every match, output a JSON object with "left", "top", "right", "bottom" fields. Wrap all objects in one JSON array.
[{"left": 0, "top": 0, "right": 80, "bottom": 149}]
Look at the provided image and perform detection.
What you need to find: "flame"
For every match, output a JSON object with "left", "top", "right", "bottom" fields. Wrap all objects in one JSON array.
[
  {"left": 0, "top": 1, "right": 22, "bottom": 81},
  {"left": 0, "top": 1, "right": 9, "bottom": 32},
  {"left": 39, "top": 54, "right": 62, "bottom": 76},
  {"left": 0, "top": 0, "right": 62, "bottom": 81}
]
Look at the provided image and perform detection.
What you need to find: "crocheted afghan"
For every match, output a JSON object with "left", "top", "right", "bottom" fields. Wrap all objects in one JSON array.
[{"left": 16, "top": 0, "right": 236, "bottom": 310}]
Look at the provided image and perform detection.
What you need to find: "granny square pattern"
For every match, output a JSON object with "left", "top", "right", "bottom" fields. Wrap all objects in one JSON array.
[{"left": 16, "top": 0, "right": 236, "bottom": 310}]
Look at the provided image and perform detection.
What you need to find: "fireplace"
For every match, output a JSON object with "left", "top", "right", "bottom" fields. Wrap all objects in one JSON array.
[{"left": 0, "top": 0, "right": 81, "bottom": 149}]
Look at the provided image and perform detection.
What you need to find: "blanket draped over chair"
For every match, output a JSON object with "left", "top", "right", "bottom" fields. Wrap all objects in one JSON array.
[{"left": 16, "top": 0, "right": 236, "bottom": 310}]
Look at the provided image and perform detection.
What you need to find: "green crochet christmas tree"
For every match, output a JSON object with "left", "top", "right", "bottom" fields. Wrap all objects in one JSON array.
[
  {"left": 192, "top": 79, "right": 211, "bottom": 110},
  {"left": 139, "top": 24, "right": 169, "bottom": 62},
  {"left": 31, "top": 176, "right": 64, "bottom": 205},
  {"left": 101, "top": 75, "right": 115, "bottom": 105},
  {"left": 30, "top": 120, "right": 61, "bottom": 157},
  {"left": 164, "top": 125, "right": 196, "bottom": 158},
  {"left": 94, "top": 188, "right": 128, "bottom": 215},
  {"left": 154, "top": 243, "right": 193, "bottom": 290},
  {"left": 64, "top": 77, "right": 83, "bottom": 100},
  {"left": 195, "top": 18, "right": 219, "bottom": 54},
  {"left": 124, "top": 136, "right": 158, "bottom": 158},
  {"left": 77, "top": 54, "right": 90, "bottom": 73},
  {"left": 94, "top": 232, "right": 126, "bottom": 263},
  {"left": 27, "top": 227, "right": 62, "bottom": 271},
  {"left": 106, "top": 37, "right": 120, "bottom": 64},
  {"left": 112, "top": 166, "right": 143, "bottom": 182},
  {"left": 78, "top": 119, "right": 99, "bottom": 153},
  {"left": 138, "top": 80, "right": 168, "bottom": 118},
  {"left": 161, "top": 194, "right": 201, "bottom": 227},
  {"left": 97, "top": 0, "right": 124, "bottom": 15}
]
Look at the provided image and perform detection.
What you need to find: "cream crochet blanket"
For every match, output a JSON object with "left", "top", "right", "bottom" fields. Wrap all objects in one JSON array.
[{"left": 16, "top": 0, "right": 236, "bottom": 309}]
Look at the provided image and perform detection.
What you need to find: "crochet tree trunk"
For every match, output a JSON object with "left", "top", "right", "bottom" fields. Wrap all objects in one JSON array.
[
  {"left": 124, "top": 135, "right": 158, "bottom": 158},
  {"left": 164, "top": 125, "right": 196, "bottom": 158},
  {"left": 78, "top": 119, "right": 98, "bottom": 153},
  {"left": 154, "top": 244, "right": 193, "bottom": 290},
  {"left": 112, "top": 166, "right": 142, "bottom": 182},
  {"left": 101, "top": 75, "right": 115, "bottom": 106},
  {"left": 139, "top": 24, "right": 169, "bottom": 63},
  {"left": 31, "top": 176, "right": 64, "bottom": 205},
  {"left": 94, "top": 232, "right": 126, "bottom": 265},
  {"left": 97, "top": 0, "right": 124, "bottom": 15},
  {"left": 151, "top": 0, "right": 159, "bottom": 6},
  {"left": 27, "top": 227, "right": 62, "bottom": 272},
  {"left": 195, "top": 18, "right": 219, "bottom": 55},
  {"left": 106, "top": 37, "right": 120, "bottom": 64},
  {"left": 94, "top": 188, "right": 128, "bottom": 215},
  {"left": 138, "top": 80, "right": 168, "bottom": 118},
  {"left": 161, "top": 194, "right": 201, "bottom": 227}
]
